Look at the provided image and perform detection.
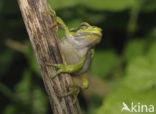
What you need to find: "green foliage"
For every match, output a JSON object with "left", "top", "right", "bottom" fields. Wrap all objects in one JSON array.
[
  {"left": 0, "top": 0, "right": 3, "bottom": 12},
  {"left": 95, "top": 40, "right": 156, "bottom": 113},
  {"left": 48, "top": 0, "right": 79, "bottom": 10},
  {"left": 3, "top": 70, "right": 48, "bottom": 114},
  {"left": 25, "top": 42, "right": 41, "bottom": 76},
  {"left": 97, "top": 87, "right": 156, "bottom": 114},
  {"left": 123, "top": 39, "right": 146, "bottom": 62},
  {"left": 123, "top": 56, "right": 156, "bottom": 92},
  {"left": 49, "top": 0, "right": 137, "bottom": 11},
  {"left": 91, "top": 50, "right": 120, "bottom": 78},
  {"left": 141, "top": 0, "right": 156, "bottom": 12},
  {"left": 147, "top": 42, "right": 156, "bottom": 66},
  {"left": 0, "top": 49, "right": 14, "bottom": 76},
  {"left": 48, "top": 0, "right": 156, "bottom": 12},
  {"left": 3, "top": 105, "right": 18, "bottom": 114},
  {"left": 82, "top": 0, "right": 137, "bottom": 11},
  {"left": 123, "top": 41, "right": 156, "bottom": 92}
]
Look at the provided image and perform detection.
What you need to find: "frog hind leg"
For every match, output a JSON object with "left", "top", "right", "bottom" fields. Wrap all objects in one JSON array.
[
  {"left": 81, "top": 75, "right": 89, "bottom": 89},
  {"left": 58, "top": 75, "right": 89, "bottom": 103}
]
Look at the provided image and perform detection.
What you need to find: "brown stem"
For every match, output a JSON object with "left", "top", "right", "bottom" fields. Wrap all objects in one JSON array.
[{"left": 17, "top": 0, "right": 81, "bottom": 114}]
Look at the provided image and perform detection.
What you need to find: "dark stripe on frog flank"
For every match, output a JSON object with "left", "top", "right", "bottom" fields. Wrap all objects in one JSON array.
[{"left": 70, "top": 27, "right": 81, "bottom": 32}]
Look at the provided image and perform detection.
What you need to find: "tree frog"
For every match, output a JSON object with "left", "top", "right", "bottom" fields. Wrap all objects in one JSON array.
[{"left": 45, "top": 9, "right": 102, "bottom": 98}]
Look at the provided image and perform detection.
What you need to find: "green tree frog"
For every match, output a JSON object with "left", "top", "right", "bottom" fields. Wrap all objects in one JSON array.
[{"left": 45, "top": 9, "right": 102, "bottom": 98}]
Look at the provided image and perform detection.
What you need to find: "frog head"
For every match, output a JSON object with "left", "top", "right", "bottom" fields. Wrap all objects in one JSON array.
[{"left": 69, "top": 22, "right": 102, "bottom": 49}]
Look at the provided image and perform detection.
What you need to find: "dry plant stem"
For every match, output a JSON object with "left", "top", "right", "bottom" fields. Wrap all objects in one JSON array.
[{"left": 18, "top": 0, "right": 81, "bottom": 114}]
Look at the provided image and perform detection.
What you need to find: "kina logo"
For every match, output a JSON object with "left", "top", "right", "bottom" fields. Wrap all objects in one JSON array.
[{"left": 121, "top": 102, "right": 154, "bottom": 113}]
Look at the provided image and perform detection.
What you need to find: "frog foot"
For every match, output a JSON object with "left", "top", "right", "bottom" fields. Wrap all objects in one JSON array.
[
  {"left": 46, "top": 63, "right": 64, "bottom": 78},
  {"left": 61, "top": 76, "right": 89, "bottom": 104},
  {"left": 43, "top": 8, "right": 70, "bottom": 34},
  {"left": 58, "top": 87, "right": 80, "bottom": 104},
  {"left": 49, "top": 23, "right": 58, "bottom": 28},
  {"left": 42, "top": 8, "right": 56, "bottom": 17},
  {"left": 42, "top": 9, "right": 58, "bottom": 29}
]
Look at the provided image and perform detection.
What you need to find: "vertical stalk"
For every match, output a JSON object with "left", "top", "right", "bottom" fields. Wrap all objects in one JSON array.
[{"left": 18, "top": 0, "right": 81, "bottom": 113}]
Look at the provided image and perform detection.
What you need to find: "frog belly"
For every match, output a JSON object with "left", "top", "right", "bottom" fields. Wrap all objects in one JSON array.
[
  {"left": 77, "top": 50, "right": 92, "bottom": 74},
  {"left": 60, "top": 39, "right": 91, "bottom": 74},
  {"left": 60, "top": 39, "right": 86, "bottom": 65}
]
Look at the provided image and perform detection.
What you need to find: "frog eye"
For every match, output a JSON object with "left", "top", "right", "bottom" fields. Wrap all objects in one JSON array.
[
  {"left": 80, "top": 22, "right": 90, "bottom": 29},
  {"left": 80, "top": 24, "right": 88, "bottom": 29}
]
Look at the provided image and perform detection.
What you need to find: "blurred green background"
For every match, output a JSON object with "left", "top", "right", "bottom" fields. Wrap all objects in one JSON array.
[{"left": 0, "top": 0, "right": 156, "bottom": 114}]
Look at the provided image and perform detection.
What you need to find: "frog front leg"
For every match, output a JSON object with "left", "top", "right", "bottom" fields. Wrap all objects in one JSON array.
[
  {"left": 43, "top": 9, "right": 71, "bottom": 37},
  {"left": 46, "top": 52, "right": 88, "bottom": 78}
]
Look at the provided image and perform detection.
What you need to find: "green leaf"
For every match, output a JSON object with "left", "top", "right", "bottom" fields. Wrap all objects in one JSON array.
[
  {"left": 82, "top": 0, "right": 137, "bottom": 11},
  {"left": 123, "top": 56, "right": 156, "bottom": 92},
  {"left": 123, "top": 39, "right": 146, "bottom": 62},
  {"left": 91, "top": 50, "right": 120, "bottom": 78}
]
